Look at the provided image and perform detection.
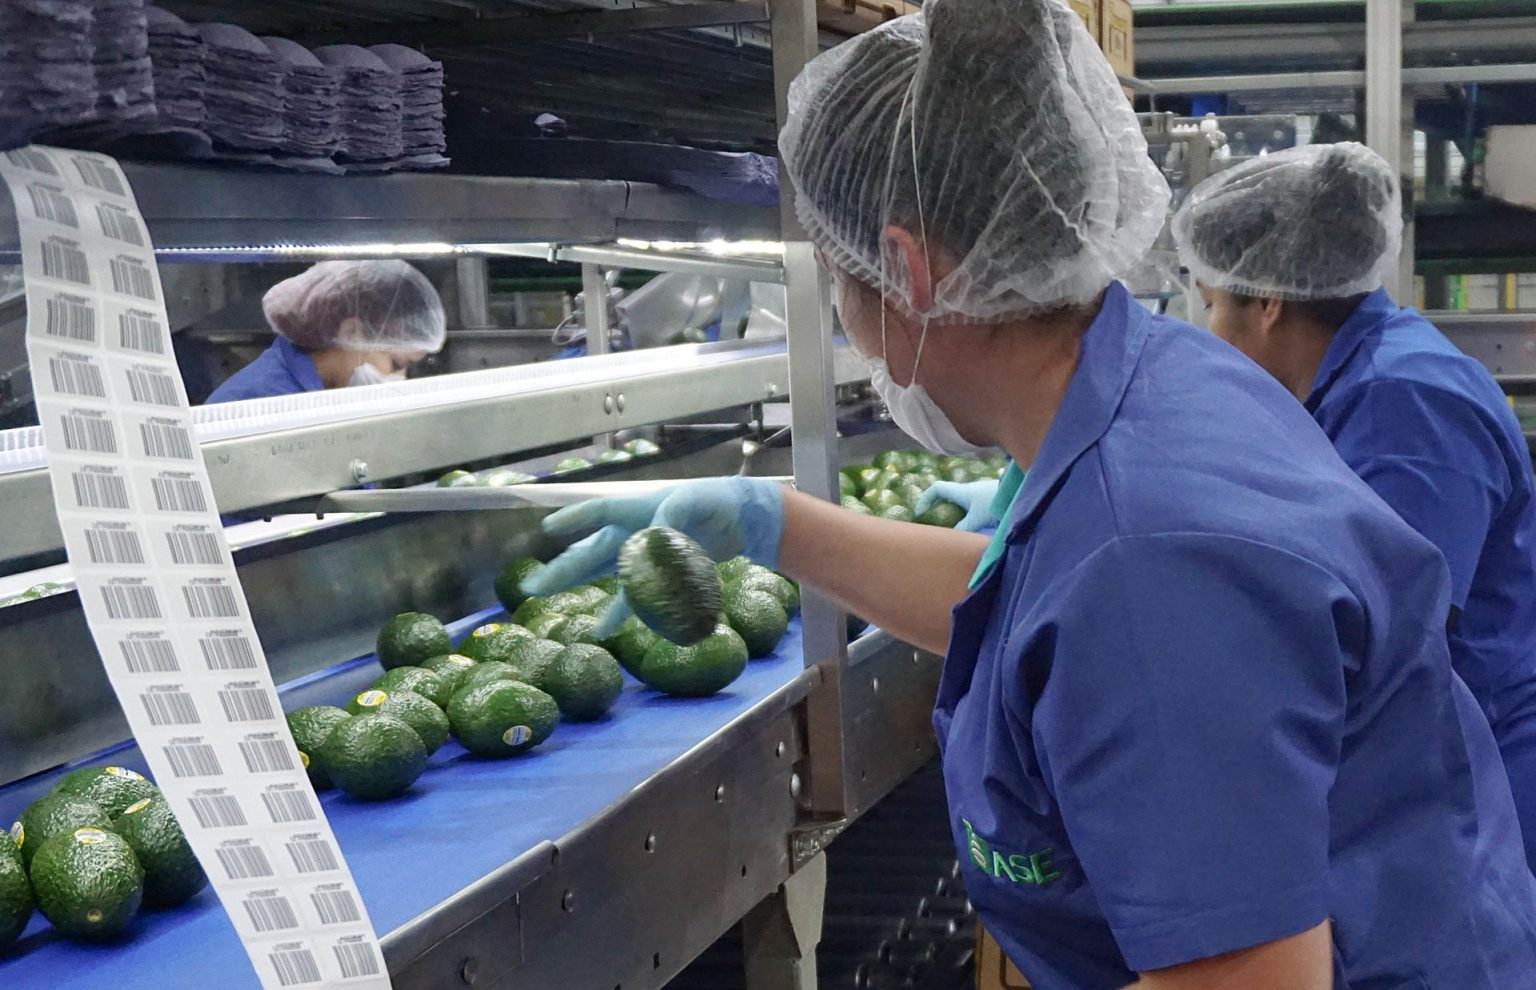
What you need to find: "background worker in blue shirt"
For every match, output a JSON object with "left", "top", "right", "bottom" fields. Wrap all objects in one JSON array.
[
  {"left": 522, "top": 0, "right": 1536, "bottom": 985},
  {"left": 205, "top": 259, "right": 446, "bottom": 404},
  {"left": 1172, "top": 142, "right": 1536, "bottom": 871}
]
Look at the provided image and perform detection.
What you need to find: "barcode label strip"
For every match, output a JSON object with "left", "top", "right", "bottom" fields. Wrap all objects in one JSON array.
[
  {"left": 29, "top": 184, "right": 78, "bottom": 227},
  {"left": 48, "top": 355, "right": 106, "bottom": 398},
  {"left": 286, "top": 837, "right": 340, "bottom": 875},
  {"left": 71, "top": 470, "right": 129, "bottom": 510},
  {"left": 44, "top": 296, "right": 96, "bottom": 341},
  {"left": 244, "top": 893, "right": 300, "bottom": 933},
  {"left": 199, "top": 633, "right": 258, "bottom": 671},
  {"left": 101, "top": 583, "right": 160, "bottom": 620},
  {"left": 109, "top": 256, "right": 156, "bottom": 301},
  {"left": 333, "top": 941, "right": 381, "bottom": 978},
  {"left": 183, "top": 582, "right": 240, "bottom": 619},
  {"left": 40, "top": 238, "right": 89, "bottom": 285},
  {"left": 120, "top": 637, "right": 178, "bottom": 673},
  {"left": 118, "top": 311, "right": 164, "bottom": 354},
  {"left": 140, "top": 688, "right": 199, "bottom": 726},
  {"left": 126, "top": 367, "right": 178, "bottom": 407},
  {"left": 269, "top": 947, "right": 322, "bottom": 987},
  {"left": 216, "top": 843, "right": 275, "bottom": 881},
  {"left": 61, "top": 412, "right": 117, "bottom": 454},
  {"left": 140, "top": 421, "right": 194, "bottom": 460},
  {"left": 162, "top": 741, "right": 222, "bottom": 778},
  {"left": 187, "top": 793, "right": 246, "bottom": 829},
  {"left": 150, "top": 476, "right": 207, "bottom": 513},
  {"left": 239, "top": 738, "right": 295, "bottom": 774},
  {"left": 96, "top": 203, "right": 143, "bottom": 245},
  {"left": 166, "top": 530, "right": 222, "bottom": 566},
  {"left": 261, "top": 790, "right": 316, "bottom": 825},
  {"left": 217, "top": 686, "right": 275, "bottom": 723},
  {"left": 71, "top": 156, "right": 126, "bottom": 195},
  {"left": 84, "top": 527, "right": 145, "bottom": 565},
  {"left": 311, "top": 889, "right": 361, "bottom": 926},
  {"left": 6, "top": 148, "right": 57, "bottom": 174}
]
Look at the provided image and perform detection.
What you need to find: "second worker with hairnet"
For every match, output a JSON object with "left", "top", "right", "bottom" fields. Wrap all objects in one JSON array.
[
  {"left": 1172, "top": 141, "right": 1536, "bottom": 871},
  {"left": 518, "top": 0, "right": 1536, "bottom": 985},
  {"left": 207, "top": 260, "right": 446, "bottom": 403}
]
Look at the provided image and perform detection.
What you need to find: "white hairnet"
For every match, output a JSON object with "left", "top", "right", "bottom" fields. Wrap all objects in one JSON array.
[
  {"left": 1171, "top": 142, "right": 1402, "bottom": 301},
  {"left": 262, "top": 260, "right": 446, "bottom": 351},
  {"left": 778, "top": 0, "right": 1170, "bottom": 325}
]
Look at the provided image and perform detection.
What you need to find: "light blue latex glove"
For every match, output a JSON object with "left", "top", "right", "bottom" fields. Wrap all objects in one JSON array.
[
  {"left": 913, "top": 479, "right": 1000, "bottom": 533},
  {"left": 520, "top": 477, "right": 786, "bottom": 637}
]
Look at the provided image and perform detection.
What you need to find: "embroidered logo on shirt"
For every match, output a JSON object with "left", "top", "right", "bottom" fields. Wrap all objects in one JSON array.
[{"left": 962, "top": 818, "right": 1061, "bottom": 888}]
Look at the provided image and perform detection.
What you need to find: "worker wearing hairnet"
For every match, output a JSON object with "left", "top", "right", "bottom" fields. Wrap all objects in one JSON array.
[
  {"left": 1173, "top": 141, "right": 1536, "bottom": 870},
  {"left": 206, "top": 260, "right": 446, "bottom": 403},
  {"left": 524, "top": 1, "right": 1536, "bottom": 985}
]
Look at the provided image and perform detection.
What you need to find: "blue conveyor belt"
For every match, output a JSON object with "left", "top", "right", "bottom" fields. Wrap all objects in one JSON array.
[{"left": 0, "top": 606, "right": 812, "bottom": 988}]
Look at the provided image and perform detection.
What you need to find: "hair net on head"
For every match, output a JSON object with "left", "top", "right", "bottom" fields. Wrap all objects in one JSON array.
[
  {"left": 778, "top": 0, "right": 1170, "bottom": 325},
  {"left": 1171, "top": 142, "right": 1402, "bottom": 301},
  {"left": 261, "top": 260, "right": 447, "bottom": 352}
]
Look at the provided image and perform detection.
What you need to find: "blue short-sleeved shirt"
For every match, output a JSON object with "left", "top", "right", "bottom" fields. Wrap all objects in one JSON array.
[
  {"left": 1306, "top": 289, "right": 1536, "bottom": 710},
  {"left": 937, "top": 282, "right": 1536, "bottom": 988},
  {"left": 205, "top": 337, "right": 325, "bottom": 404}
]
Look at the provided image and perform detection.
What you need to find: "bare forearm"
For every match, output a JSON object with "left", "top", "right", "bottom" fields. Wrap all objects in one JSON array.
[{"left": 777, "top": 490, "right": 987, "bottom": 653}]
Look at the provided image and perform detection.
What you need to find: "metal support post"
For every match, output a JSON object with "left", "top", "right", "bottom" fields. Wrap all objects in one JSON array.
[
  {"left": 1366, "top": 0, "right": 1413, "bottom": 302},
  {"left": 770, "top": 0, "right": 819, "bottom": 239},
  {"left": 455, "top": 257, "right": 490, "bottom": 329},
  {"left": 742, "top": 852, "right": 827, "bottom": 990},
  {"left": 582, "top": 262, "right": 614, "bottom": 449}
]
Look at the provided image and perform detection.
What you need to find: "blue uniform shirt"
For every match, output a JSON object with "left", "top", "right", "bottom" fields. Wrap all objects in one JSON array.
[
  {"left": 205, "top": 337, "right": 325, "bottom": 404},
  {"left": 939, "top": 283, "right": 1536, "bottom": 988}
]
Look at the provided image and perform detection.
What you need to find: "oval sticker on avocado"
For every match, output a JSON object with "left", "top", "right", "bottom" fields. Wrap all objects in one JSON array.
[
  {"left": 299, "top": 751, "right": 310, "bottom": 769},
  {"left": 105, "top": 766, "right": 144, "bottom": 780},
  {"left": 473, "top": 624, "right": 501, "bottom": 638},
  {"left": 9, "top": 822, "right": 22, "bottom": 848},
  {"left": 74, "top": 828, "right": 108, "bottom": 845},
  {"left": 502, "top": 725, "right": 531, "bottom": 746},
  {"left": 356, "top": 690, "right": 387, "bottom": 708},
  {"left": 122, "top": 798, "right": 153, "bottom": 816}
]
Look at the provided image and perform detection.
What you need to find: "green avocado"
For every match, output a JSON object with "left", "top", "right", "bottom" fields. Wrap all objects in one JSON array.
[
  {"left": 111, "top": 795, "right": 206, "bottom": 908},
  {"left": 542, "top": 645, "right": 624, "bottom": 721},
  {"left": 447, "top": 681, "right": 559, "bottom": 758},
  {"left": 318, "top": 715, "right": 428, "bottom": 801},
  {"left": 50, "top": 767, "right": 158, "bottom": 818},
  {"left": 345, "top": 690, "right": 450, "bottom": 755},
  {"left": 376, "top": 612, "right": 451, "bottom": 671},
  {"left": 17, "top": 794, "right": 114, "bottom": 870},
  {"left": 619, "top": 527, "right": 722, "bottom": 646},
  {"left": 285, "top": 706, "right": 352, "bottom": 790},
  {"left": 635, "top": 624, "right": 748, "bottom": 697},
  {"left": 30, "top": 827, "right": 142, "bottom": 940}
]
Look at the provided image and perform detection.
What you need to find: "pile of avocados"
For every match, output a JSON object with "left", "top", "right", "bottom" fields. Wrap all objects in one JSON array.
[
  {"left": 435, "top": 438, "right": 662, "bottom": 488},
  {"left": 283, "top": 523, "right": 802, "bottom": 804},
  {"left": 839, "top": 450, "right": 1007, "bottom": 524},
  {"left": 1, "top": 766, "right": 207, "bottom": 951}
]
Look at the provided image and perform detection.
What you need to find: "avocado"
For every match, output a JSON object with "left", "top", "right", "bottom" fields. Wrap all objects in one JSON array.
[
  {"left": 285, "top": 706, "right": 352, "bottom": 790},
  {"left": 596, "top": 449, "right": 632, "bottom": 464},
  {"left": 716, "top": 556, "right": 756, "bottom": 585},
  {"left": 599, "top": 615, "right": 658, "bottom": 677},
  {"left": 418, "top": 654, "right": 478, "bottom": 695},
  {"left": 722, "top": 586, "right": 790, "bottom": 659},
  {"left": 494, "top": 557, "right": 544, "bottom": 613},
  {"left": 550, "top": 613, "right": 603, "bottom": 646},
  {"left": 524, "top": 611, "right": 568, "bottom": 639},
  {"left": 50, "top": 766, "right": 158, "bottom": 818},
  {"left": 635, "top": 624, "right": 748, "bottom": 697},
  {"left": 838, "top": 472, "right": 858, "bottom": 500},
  {"left": 502, "top": 638, "right": 565, "bottom": 690},
  {"left": 841, "top": 495, "right": 873, "bottom": 515},
  {"left": 111, "top": 796, "right": 205, "bottom": 908},
  {"left": 457, "top": 660, "right": 524, "bottom": 692},
  {"left": 482, "top": 470, "right": 535, "bottom": 487},
  {"left": 0, "top": 836, "right": 32, "bottom": 952},
  {"left": 30, "top": 828, "right": 142, "bottom": 940},
  {"left": 590, "top": 575, "right": 620, "bottom": 595},
  {"left": 893, "top": 479, "right": 928, "bottom": 510},
  {"left": 370, "top": 666, "right": 452, "bottom": 709},
  {"left": 542, "top": 589, "right": 593, "bottom": 615},
  {"left": 346, "top": 690, "right": 450, "bottom": 754},
  {"left": 17, "top": 794, "right": 114, "bottom": 869},
  {"left": 457, "top": 622, "right": 534, "bottom": 664},
  {"left": 619, "top": 527, "right": 722, "bottom": 646},
  {"left": 511, "top": 596, "right": 552, "bottom": 625},
  {"left": 565, "top": 586, "right": 614, "bottom": 615},
  {"left": 447, "top": 681, "right": 559, "bottom": 757},
  {"left": 552, "top": 456, "right": 592, "bottom": 475},
  {"left": 917, "top": 499, "right": 966, "bottom": 528},
  {"left": 878, "top": 504, "right": 915, "bottom": 523},
  {"left": 862, "top": 488, "right": 905, "bottom": 514},
  {"left": 622, "top": 438, "right": 661, "bottom": 457},
  {"left": 319, "top": 714, "right": 428, "bottom": 801},
  {"left": 542, "top": 645, "right": 624, "bottom": 721},
  {"left": 738, "top": 569, "right": 800, "bottom": 617},
  {"left": 376, "top": 612, "right": 451, "bottom": 670},
  {"left": 438, "top": 469, "right": 478, "bottom": 488}
]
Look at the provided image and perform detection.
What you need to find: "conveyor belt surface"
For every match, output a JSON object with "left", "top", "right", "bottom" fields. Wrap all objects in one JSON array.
[{"left": 0, "top": 605, "right": 811, "bottom": 988}]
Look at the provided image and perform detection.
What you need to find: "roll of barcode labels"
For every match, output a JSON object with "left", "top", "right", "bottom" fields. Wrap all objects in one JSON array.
[{"left": 0, "top": 146, "right": 389, "bottom": 989}]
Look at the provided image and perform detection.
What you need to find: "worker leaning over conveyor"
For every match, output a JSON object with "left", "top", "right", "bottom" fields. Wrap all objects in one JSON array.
[
  {"left": 1167, "top": 141, "right": 1536, "bottom": 872},
  {"left": 205, "top": 259, "right": 445, "bottom": 403},
  {"left": 520, "top": 0, "right": 1536, "bottom": 986}
]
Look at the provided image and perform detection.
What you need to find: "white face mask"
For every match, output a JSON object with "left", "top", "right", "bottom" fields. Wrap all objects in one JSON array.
[{"left": 348, "top": 362, "right": 405, "bottom": 387}]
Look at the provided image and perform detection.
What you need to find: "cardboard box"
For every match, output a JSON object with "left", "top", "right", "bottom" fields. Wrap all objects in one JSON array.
[
  {"left": 1066, "top": 0, "right": 1099, "bottom": 41},
  {"left": 1100, "top": 0, "right": 1135, "bottom": 79},
  {"left": 976, "top": 923, "right": 1031, "bottom": 990}
]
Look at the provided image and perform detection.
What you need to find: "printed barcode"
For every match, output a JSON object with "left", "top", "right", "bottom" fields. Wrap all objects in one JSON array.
[
  {"left": 28, "top": 184, "right": 78, "bottom": 227},
  {"left": 120, "top": 637, "right": 178, "bottom": 673},
  {"left": 162, "top": 740, "right": 222, "bottom": 777},
  {"left": 217, "top": 685, "right": 275, "bottom": 723},
  {"left": 72, "top": 470, "right": 129, "bottom": 510},
  {"left": 101, "top": 582, "right": 160, "bottom": 620},
  {"left": 140, "top": 420, "right": 193, "bottom": 460},
  {"left": 72, "top": 156, "right": 125, "bottom": 195},
  {"left": 239, "top": 737, "right": 295, "bottom": 773},
  {"left": 183, "top": 582, "right": 240, "bottom": 619},
  {"left": 269, "top": 946, "right": 321, "bottom": 986},
  {"left": 48, "top": 355, "right": 106, "bottom": 398},
  {"left": 109, "top": 256, "right": 156, "bottom": 301},
  {"left": 61, "top": 412, "right": 117, "bottom": 454},
  {"left": 118, "top": 311, "right": 164, "bottom": 354},
  {"left": 41, "top": 238, "right": 90, "bottom": 285},
  {"left": 333, "top": 941, "right": 380, "bottom": 978},
  {"left": 261, "top": 788, "right": 315, "bottom": 824},
  {"left": 199, "top": 633, "right": 257, "bottom": 671},
  {"left": 44, "top": 295, "right": 96, "bottom": 341},
  {"left": 150, "top": 476, "right": 207, "bottom": 513},
  {"left": 84, "top": 526, "right": 145, "bottom": 565},
  {"left": 216, "top": 841, "right": 275, "bottom": 880},
  {"left": 6, "top": 148, "right": 58, "bottom": 174},
  {"left": 244, "top": 892, "right": 299, "bottom": 933},
  {"left": 187, "top": 792, "right": 246, "bottom": 829},
  {"left": 96, "top": 203, "right": 143, "bottom": 245},
  {"left": 140, "top": 687, "right": 199, "bottom": 727},
  {"left": 285, "top": 836, "right": 339, "bottom": 874},
  {"left": 311, "top": 888, "right": 361, "bottom": 926},
  {"left": 126, "top": 367, "right": 178, "bottom": 407},
  {"left": 166, "top": 530, "right": 222, "bottom": 566}
]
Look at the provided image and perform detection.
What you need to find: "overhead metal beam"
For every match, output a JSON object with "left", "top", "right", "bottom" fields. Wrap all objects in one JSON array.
[
  {"left": 302, "top": 0, "right": 770, "bottom": 48},
  {"left": 1145, "top": 62, "right": 1536, "bottom": 93}
]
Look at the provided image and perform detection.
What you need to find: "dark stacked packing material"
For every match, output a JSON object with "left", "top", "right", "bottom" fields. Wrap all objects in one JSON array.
[
  {"left": 313, "top": 45, "right": 403, "bottom": 171},
  {"left": 262, "top": 37, "right": 341, "bottom": 171},
  {"left": 145, "top": 6, "right": 206, "bottom": 131},
  {"left": 195, "top": 23, "right": 284, "bottom": 156},
  {"left": 0, "top": 0, "right": 96, "bottom": 148},
  {"left": 90, "top": 0, "right": 154, "bottom": 123},
  {"left": 369, "top": 44, "right": 448, "bottom": 170}
]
